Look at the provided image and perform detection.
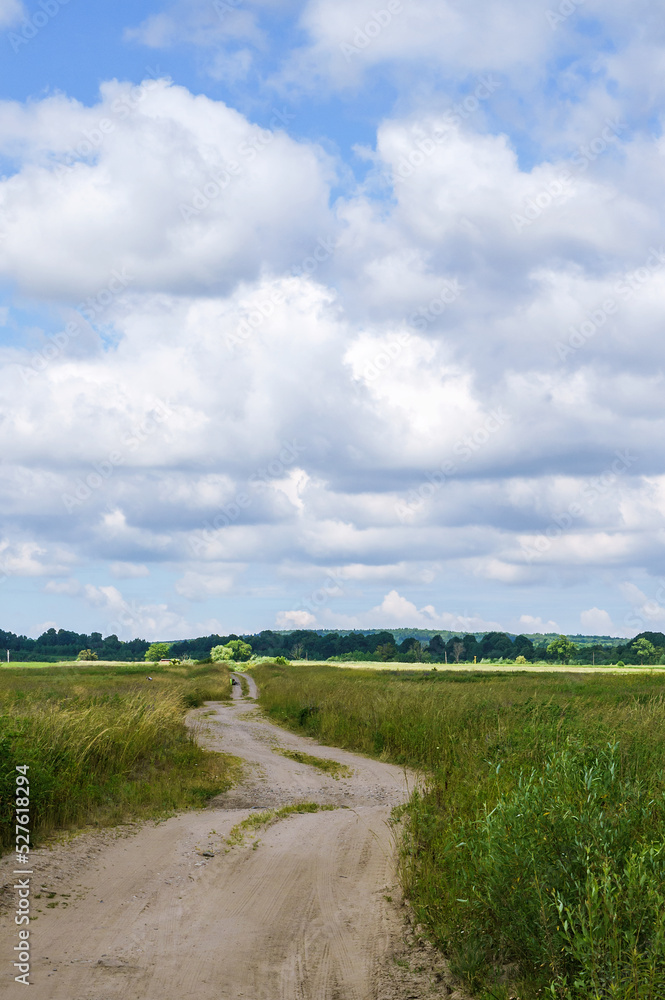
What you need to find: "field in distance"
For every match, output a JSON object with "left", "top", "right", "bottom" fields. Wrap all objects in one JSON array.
[{"left": 289, "top": 658, "right": 664, "bottom": 673}]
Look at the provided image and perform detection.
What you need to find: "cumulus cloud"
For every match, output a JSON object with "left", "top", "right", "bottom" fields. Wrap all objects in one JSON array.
[
  {"left": 79, "top": 583, "right": 226, "bottom": 639},
  {"left": 3, "top": 4, "right": 665, "bottom": 636},
  {"left": 619, "top": 582, "right": 665, "bottom": 636},
  {"left": 0, "top": 540, "right": 75, "bottom": 578},
  {"left": 580, "top": 607, "right": 618, "bottom": 636},
  {"left": 318, "top": 590, "right": 503, "bottom": 632},
  {"left": 0, "top": 79, "right": 333, "bottom": 300},
  {"left": 276, "top": 609, "right": 317, "bottom": 628},
  {"left": 517, "top": 614, "right": 559, "bottom": 633}
]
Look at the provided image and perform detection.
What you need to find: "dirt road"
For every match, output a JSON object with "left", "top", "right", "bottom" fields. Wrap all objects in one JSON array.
[{"left": 1, "top": 686, "right": 423, "bottom": 999}]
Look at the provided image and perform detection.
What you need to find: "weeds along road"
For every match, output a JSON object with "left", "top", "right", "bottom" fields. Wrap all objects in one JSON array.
[{"left": 0, "top": 681, "right": 420, "bottom": 1000}]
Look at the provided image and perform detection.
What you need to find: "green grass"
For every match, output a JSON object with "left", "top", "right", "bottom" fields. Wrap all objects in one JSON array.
[
  {"left": 226, "top": 802, "right": 338, "bottom": 846},
  {"left": 234, "top": 673, "right": 250, "bottom": 697},
  {"left": 253, "top": 662, "right": 665, "bottom": 999},
  {"left": 272, "top": 747, "right": 352, "bottom": 778},
  {"left": 0, "top": 661, "right": 238, "bottom": 852}
]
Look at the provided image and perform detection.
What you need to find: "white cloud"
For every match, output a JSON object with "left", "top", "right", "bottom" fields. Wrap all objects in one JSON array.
[
  {"left": 2, "top": 62, "right": 665, "bottom": 635},
  {"left": 110, "top": 562, "right": 150, "bottom": 579},
  {"left": 323, "top": 589, "right": 502, "bottom": 632},
  {"left": 30, "top": 620, "right": 58, "bottom": 637},
  {"left": 620, "top": 582, "right": 665, "bottom": 635},
  {"left": 518, "top": 614, "right": 559, "bottom": 633},
  {"left": 280, "top": 0, "right": 556, "bottom": 92},
  {"left": 276, "top": 609, "right": 317, "bottom": 628},
  {"left": 125, "top": 1, "right": 263, "bottom": 51},
  {"left": 0, "top": 79, "right": 333, "bottom": 300},
  {"left": 0, "top": 540, "right": 75, "bottom": 577},
  {"left": 580, "top": 607, "right": 617, "bottom": 635},
  {"left": 80, "top": 583, "right": 226, "bottom": 639}
]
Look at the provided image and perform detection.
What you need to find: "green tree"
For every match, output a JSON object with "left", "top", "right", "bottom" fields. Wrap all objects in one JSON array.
[
  {"left": 546, "top": 635, "right": 577, "bottom": 664},
  {"left": 211, "top": 639, "right": 252, "bottom": 662},
  {"left": 145, "top": 642, "right": 171, "bottom": 662},
  {"left": 409, "top": 640, "right": 424, "bottom": 662},
  {"left": 633, "top": 638, "right": 656, "bottom": 665},
  {"left": 375, "top": 643, "right": 396, "bottom": 661},
  {"left": 77, "top": 649, "right": 98, "bottom": 661}
]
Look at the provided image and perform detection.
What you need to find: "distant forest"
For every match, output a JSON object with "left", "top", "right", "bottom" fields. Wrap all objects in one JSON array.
[{"left": 2, "top": 626, "right": 664, "bottom": 666}]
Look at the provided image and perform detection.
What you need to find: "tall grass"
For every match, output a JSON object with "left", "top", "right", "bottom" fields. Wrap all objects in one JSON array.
[
  {"left": 253, "top": 663, "right": 665, "bottom": 999},
  {"left": 0, "top": 661, "right": 236, "bottom": 852}
]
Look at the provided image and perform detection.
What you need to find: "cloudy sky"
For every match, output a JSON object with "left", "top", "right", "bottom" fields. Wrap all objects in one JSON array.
[{"left": 0, "top": 0, "right": 664, "bottom": 640}]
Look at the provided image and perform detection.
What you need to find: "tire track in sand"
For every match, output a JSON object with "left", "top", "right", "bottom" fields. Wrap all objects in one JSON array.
[{"left": 0, "top": 686, "right": 420, "bottom": 1000}]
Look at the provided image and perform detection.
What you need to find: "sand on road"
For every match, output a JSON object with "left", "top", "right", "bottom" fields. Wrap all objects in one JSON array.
[{"left": 0, "top": 684, "right": 422, "bottom": 1000}]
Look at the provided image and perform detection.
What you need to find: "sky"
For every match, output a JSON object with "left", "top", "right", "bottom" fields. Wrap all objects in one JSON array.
[{"left": 0, "top": 0, "right": 664, "bottom": 641}]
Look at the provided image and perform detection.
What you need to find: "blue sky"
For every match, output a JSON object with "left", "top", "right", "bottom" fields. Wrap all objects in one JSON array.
[{"left": 1, "top": 0, "right": 664, "bottom": 640}]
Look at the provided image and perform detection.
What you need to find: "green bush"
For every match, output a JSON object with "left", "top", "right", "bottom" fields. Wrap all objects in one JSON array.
[
  {"left": 411, "top": 743, "right": 665, "bottom": 995},
  {"left": 77, "top": 649, "right": 98, "bottom": 661},
  {"left": 211, "top": 639, "right": 252, "bottom": 662},
  {"left": 145, "top": 642, "right": 171, "bottom": 662}
]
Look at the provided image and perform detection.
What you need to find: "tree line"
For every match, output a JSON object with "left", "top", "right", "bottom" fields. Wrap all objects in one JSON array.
[{"left": 2, "top": 626, "right": 664, "bottom": 665}]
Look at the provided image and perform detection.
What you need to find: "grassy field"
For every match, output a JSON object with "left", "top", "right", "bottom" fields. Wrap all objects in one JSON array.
[
  {"left": 292, "top": 659, "right": 665, "bottom": 673},
  {"left": 253, "top": 661, "right": 665, "bottom": 1000},
  {"left": 0, "top": 660, "right": 239, "bottom": 853}
]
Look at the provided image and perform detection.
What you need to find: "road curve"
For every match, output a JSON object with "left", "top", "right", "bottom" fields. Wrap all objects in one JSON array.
[{"left": 0, "top": 696, "right": 418, "bottom": 999}]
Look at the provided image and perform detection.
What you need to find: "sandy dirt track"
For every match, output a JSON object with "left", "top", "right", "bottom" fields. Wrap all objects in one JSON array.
[{"left": 1, "top": 684, "right": 430, "bottom": 1000}]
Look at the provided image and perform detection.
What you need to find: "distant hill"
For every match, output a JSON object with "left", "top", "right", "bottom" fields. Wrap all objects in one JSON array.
[{"left": 270, "top": 628, "right": 626, "bottom": 647}]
